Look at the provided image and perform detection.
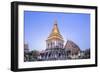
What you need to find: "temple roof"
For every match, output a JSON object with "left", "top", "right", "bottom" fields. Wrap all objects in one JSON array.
[
  {"left": 47, "top": 20, "right": 64, "bottom": 41},
  {"left": 64, "top": 40, "right": 80, "bottom": 54}
]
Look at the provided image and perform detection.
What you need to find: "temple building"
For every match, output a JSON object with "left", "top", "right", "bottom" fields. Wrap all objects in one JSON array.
[
  {"left": 24, "top": 43, "right": 29, "bottom": 53},
  {"left": 64, "top": 40, "right": 80, "bottom": 59},
  {"left": 46, "top": 20, "right": 64, "bottom": 49},
  {"left": 39, "top": 20, "right": 67, "bottom": 60}
]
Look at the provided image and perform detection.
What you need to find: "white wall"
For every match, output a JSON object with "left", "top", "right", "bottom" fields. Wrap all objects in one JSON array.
[{"left": 0, "top": 0, "right": 99, "bottom": 73}]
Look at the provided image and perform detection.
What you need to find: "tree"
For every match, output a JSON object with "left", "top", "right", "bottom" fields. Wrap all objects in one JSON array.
[
  {"left": 31, "top": 50, "right": 40, "bottom": 59},
  {"left": 84, "top": 49, "right": 90, "bottom": 58}
]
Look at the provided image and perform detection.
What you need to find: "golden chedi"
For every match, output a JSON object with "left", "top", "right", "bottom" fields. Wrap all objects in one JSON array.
[{"left": 46, "top": 20, "right": 64, "bottom": 49}]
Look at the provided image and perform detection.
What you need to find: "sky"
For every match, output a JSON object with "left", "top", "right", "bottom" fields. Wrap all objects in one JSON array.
[{"left": 24, "top": 11, "right": 90, "bottom": 51}]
